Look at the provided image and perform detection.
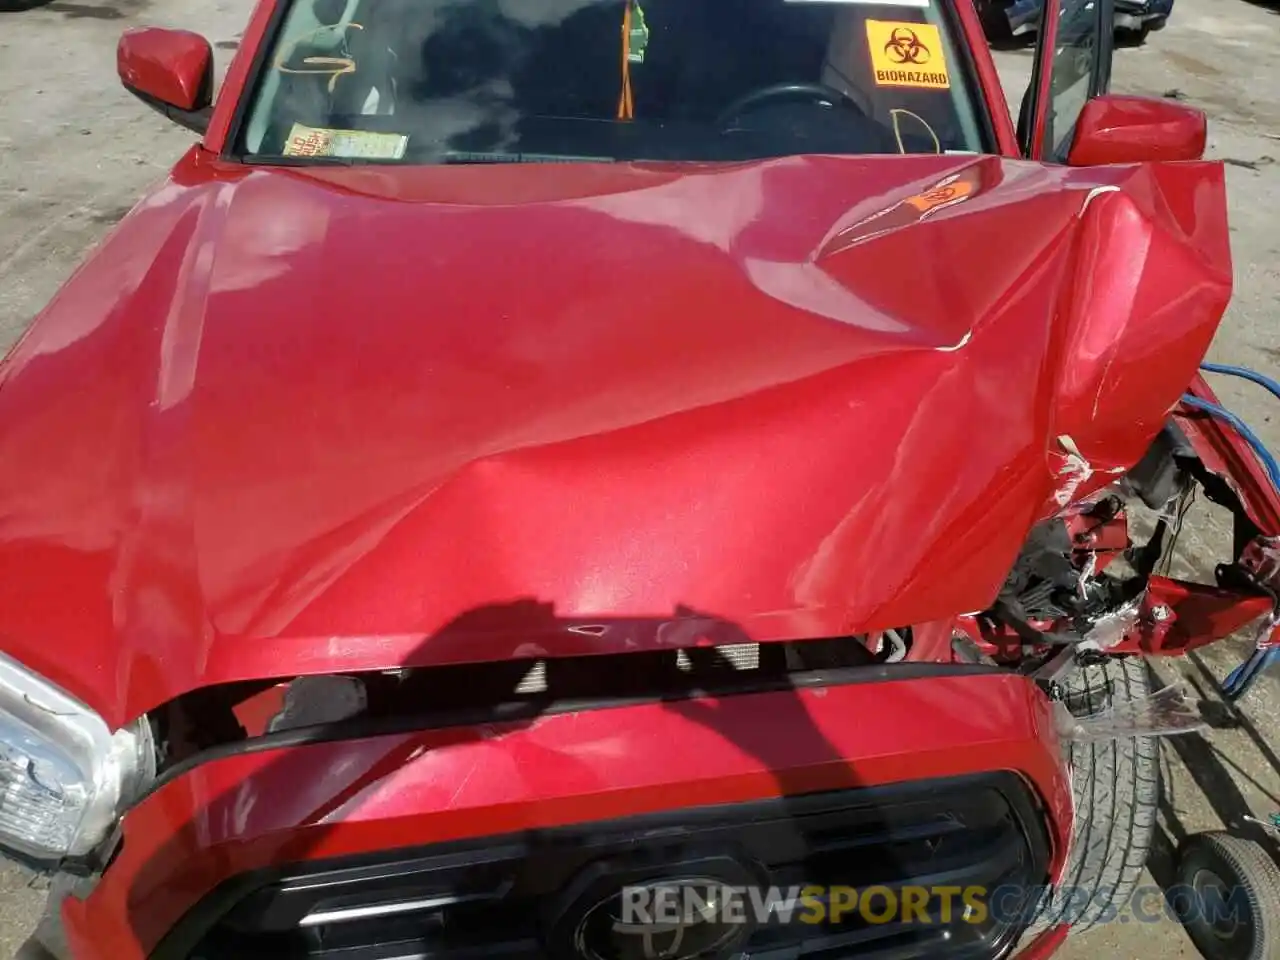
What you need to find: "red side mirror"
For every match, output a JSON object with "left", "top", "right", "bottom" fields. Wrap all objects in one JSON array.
[
  {"left": 117, "top": 27, "right": 214, "bottom": 135},
  {"left": 1067, "top": 94, "right": 1207, "bottom": 166}
]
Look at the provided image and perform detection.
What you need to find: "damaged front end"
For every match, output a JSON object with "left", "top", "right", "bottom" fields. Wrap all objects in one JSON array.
[
  {"left": 0, "top": 132, "right": 1245, "bottom": 959},
  {"left": 958, "top": 372, "right": 1280, "bottom": 731}
]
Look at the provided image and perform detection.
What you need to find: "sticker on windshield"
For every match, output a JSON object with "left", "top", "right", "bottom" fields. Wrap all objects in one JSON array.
[
  {"left": 283, "top": 124, "right": 409, "bottom": 160},
  {"left": 866, "top": 21, "right": 951, "bottom": 89}
]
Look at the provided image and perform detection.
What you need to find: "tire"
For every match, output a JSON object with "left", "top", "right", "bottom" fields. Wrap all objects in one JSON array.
[
  {"left": 15, "top": 938, "right": 60, "bottom": 960},
  {"left": 16, "top": 874, "right": 74, "bottom": 960},
  {"left": 975, "top": 0, "right": 1015, "bottom": 43},
  {"left": 1115, "top": 24, "right": 1153, "bottom": 46},
  {"left": 1172, "top": 832, "right": 1280, "bottom": 960},
  {"left": 1031, "top": 656, "right": 1161, "bottom": 935}
]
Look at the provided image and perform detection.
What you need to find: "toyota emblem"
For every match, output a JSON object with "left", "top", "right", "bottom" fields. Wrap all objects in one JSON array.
[{"left": 572, "top": 878, "right": 751, "bottom": 960}]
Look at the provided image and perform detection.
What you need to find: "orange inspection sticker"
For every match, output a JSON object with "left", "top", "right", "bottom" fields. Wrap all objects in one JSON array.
[
  {"left": 903, "top": 176, "right": 974, "bottom": 215},
  {"left": 866, "top": 20, "right": 951, "bottom": 89}
]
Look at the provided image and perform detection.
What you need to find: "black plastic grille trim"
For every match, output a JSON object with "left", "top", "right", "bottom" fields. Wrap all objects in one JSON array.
[
  {"left": 163, "top": 771, "right": 1051, "bottom": 960},
  {"left": 146, "top": 662, "right": 1004, "bottom": 800}
]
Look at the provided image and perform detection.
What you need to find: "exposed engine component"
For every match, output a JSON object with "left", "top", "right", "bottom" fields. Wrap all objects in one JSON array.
[
  {"left": 1000, "top": 518, "right": 1081, "bottom": 621},
  {"left": 984, "top": 427, "right": 1201, "bottom": 660},
  {"left": 1119, "top": 423, "right": 1196, "bottom": 510},
  {"left": 997, "top": 498, "right": 1128, "bottom": 629}
]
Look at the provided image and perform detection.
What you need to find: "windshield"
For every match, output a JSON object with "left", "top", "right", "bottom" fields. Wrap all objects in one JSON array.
[{"left": 238, "top": 0, "right": 988, "bottom": 164}]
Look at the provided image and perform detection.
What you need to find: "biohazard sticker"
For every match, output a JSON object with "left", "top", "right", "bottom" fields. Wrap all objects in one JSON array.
[
  {"left": 283, "top": 123, "right": 409, "bottom": 159},
  {"left": 866, "top": 20, "right": 951, "bottom": 89}
]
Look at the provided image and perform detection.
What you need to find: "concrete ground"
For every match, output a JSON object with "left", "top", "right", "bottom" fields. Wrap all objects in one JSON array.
[{"left": 0, "top": 0, "right": 1278, "bottom": 957}]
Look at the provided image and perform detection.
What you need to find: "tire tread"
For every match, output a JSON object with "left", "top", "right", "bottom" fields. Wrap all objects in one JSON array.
[{"left": 1032, "top": 657, "right": 1160, "bottom": 935}]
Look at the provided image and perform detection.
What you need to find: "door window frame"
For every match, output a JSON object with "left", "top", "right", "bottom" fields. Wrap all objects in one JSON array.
[{"left": 1019, "top": 0, "right": 1114, "bottom": 161}]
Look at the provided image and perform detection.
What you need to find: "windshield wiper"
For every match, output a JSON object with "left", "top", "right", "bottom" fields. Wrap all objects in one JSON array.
[
  {"left": 241, "top": 154, "right": 399, "bottom": 167},
  {"left": 238, "top": 151, "right": 618, "bottom": 167},
  {"left": 443, "top": 151, "right": 617, "bottom": 164}
]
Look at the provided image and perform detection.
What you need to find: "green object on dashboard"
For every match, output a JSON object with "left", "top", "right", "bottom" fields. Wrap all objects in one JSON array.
[{"left": 628, "top": 0, "right": 649, "bottom": 63}]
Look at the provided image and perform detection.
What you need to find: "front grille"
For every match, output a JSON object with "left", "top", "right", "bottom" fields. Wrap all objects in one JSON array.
[{"left": 172, "top": 772, "right": 1050, "bottom": 960}]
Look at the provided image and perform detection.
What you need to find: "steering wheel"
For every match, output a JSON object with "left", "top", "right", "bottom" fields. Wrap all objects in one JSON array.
[{"left": 715, "top": 82, "right": 867, "bottom": 129}]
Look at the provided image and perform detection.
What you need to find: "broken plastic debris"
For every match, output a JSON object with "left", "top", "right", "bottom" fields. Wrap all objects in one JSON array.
[
  {"left": 1251, "top": 610, "right": 1280, "bottom": 650},
  {"left": 1051, "top": 434, "right": 1094, "bottom": 507},
  {"left": 1076, "top": 551, "right": 1097, "bottom": 600},
  {"left": 1076, "top": 600, "right": 1142, "bottom": 652},
  {"left": 1241, "top": 535, "right": 1280, "bottom": 586},
  {"left": 1243, "top": 812, "right": 1280, "bottom": 835},
  {"left": 1055, "top": 682, "right": 1206, "bottom": 743}
]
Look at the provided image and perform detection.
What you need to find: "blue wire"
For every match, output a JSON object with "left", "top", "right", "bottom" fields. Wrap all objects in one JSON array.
[
  {"left": 1224, "top": 647, "right": 1280, "bottom": 700},
  {"left": 1184, "top": 367, "right": 1280, "bottom": 699},
  {"left": 1200, "top": 361, "right": 1280, "bottom": 405},
  {"left": 1179, "top": 394, "right": 1280, "bottom": 491}
]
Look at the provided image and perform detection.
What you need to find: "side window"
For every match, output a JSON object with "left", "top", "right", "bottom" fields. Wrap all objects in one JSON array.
[
  {"left": 1018, "top": 0, "right": 1113, "bottom": 160},
  {"left": 1042, "top": 0, "right": 1110, "bottom": 157}
]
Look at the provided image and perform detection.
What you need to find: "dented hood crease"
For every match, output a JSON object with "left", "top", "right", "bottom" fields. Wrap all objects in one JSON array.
[{"left": 0, "top": 151, "right": 1231, "bottom": 725}]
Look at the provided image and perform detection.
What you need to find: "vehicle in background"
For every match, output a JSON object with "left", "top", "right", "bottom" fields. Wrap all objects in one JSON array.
[{"left": 981, "top": 0, "right": 1173, "bottom": 45}]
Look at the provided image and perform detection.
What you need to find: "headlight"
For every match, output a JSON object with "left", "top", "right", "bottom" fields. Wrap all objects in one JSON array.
[{"left": 0, "top": 652, "right": 155, "bottom": 867}]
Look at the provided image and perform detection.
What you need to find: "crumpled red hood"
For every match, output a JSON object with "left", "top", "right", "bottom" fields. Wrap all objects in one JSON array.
[{"left": 0, "top": 150, "right": 1230, "bottom": 725}]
